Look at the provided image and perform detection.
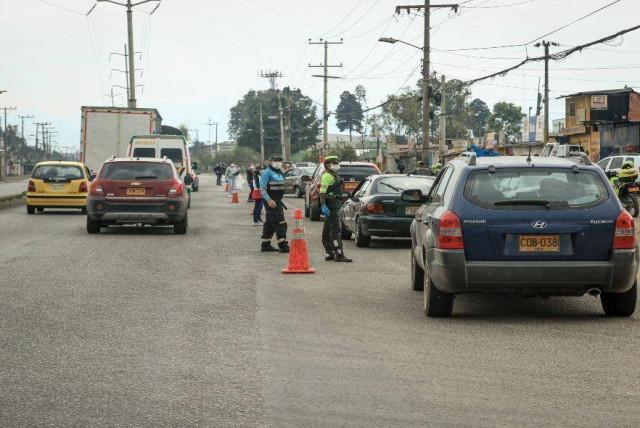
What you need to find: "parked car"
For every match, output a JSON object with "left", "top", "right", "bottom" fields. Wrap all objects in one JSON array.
[
  {"left": 284, "top": 166, "right": 315, "bottom": 197},
  {"left": 408, "top": 154, "right": 638, "bottom": 318},
  {"left": 86, "top": 157, "right": 192, "bottom": 234},
  {"left": 340, "top": 174, "right": 435, "bottom": 247},
  {"left": 304, "top": 161, "right": 381, "bottom": 221},
  {"left": 597, "top": 154, "right": 640, "bottom": 178},
  {"left": 26, "top": 161, "right": 91, "bottom": 214}
]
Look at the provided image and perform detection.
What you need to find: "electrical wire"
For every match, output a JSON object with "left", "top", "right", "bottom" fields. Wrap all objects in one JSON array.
[
  {"left": 318, "top": 0, "right": 366, "bottom": 38},
  {"left": 326, "top": 0, "right": 385, "bottom": 39},
  {"left": 38, "top": 0, "right": 85, "bottom": 15}
]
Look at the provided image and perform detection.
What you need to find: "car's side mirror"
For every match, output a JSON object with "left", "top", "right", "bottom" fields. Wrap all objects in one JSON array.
[
  {"left": 89, "top": 174, "right": 97, "bottom": 181},
  {"left": 301, "top": 175, "right": 311, "bottom": 182},
  {"left": 401, "top": 189, "right": 423, "bottom": 202},
  {"left": 184, "top": 174, "right": 194, "bottom": 185}
]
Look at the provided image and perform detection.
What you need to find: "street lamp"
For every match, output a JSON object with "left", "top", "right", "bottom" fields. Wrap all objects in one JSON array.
[{"left": 379, "top": 36, "right": 430, "bottom": 163}]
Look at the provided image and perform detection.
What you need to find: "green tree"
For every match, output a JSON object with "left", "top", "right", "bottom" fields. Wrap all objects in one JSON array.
[
  {"left": 468, "top": 98, "right": 491, "bottom": 138},
  {"left": 214, "top": 146, "right": 260, "bottom": 166},
  {"left": 229, "top": 87, "right": 321, "bottom": 158},
  {"left": 335, "top": 91, "right": 364, "bottom": 142},
  {"left": 327, "top": 145, "right": 357, "bottom": 161},
  {"left": 380, "top": 87, "right": 421, "bottom": 137},
  {"left": 489, "top": 102, "right": 523, "bottom": 141}
]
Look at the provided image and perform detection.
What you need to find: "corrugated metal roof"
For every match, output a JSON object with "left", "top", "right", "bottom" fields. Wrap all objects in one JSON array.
[{"left": 558, "top": 88, "right": 638, "bottom": 99}]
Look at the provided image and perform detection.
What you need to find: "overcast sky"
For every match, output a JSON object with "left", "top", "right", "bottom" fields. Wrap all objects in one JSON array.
[{"left": 2, "top": 0, "right": 640, "bottom": 152}]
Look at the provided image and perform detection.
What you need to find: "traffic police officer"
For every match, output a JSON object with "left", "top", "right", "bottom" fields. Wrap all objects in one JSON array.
[
  {"left": 260, "top": 155, "right": 289, "bottom": 253},
  {"left": 319, "top": 156, "right": 352, "bottom": 262}
]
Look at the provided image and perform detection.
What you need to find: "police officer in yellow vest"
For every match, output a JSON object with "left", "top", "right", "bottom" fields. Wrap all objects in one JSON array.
[{"left": 320, "top": 156, "right": 353, "bottom": 263}]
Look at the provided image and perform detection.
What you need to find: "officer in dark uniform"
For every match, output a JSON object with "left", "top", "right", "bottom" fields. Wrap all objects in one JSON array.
[
  {"left": 319, "top": 156, "right": 352, "bottom": 262},
  {"left": 259, "top": 155, "right": 289, "bottom": 253}
]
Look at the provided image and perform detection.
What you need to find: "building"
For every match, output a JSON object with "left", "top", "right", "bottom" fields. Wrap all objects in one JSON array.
[{"left": 558, "top": 88, "right": 640, "bottom": 160}]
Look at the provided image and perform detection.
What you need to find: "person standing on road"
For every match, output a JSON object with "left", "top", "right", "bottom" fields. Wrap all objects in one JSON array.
[
  {"left": 225, "top": 163, "right": 240, "bottom": 197},
  {"left": 260, "top": 155, "right": 289, "bottom": 253},
  {"left": 252, "top": 165, "right": 264, "bottom": 225},
  {"left": 246, "top": 164, "right": 255, "bottom": 202},
  {"left": 319, "top": 156, "right": 352, "bottom": 263},
  {"left": 213, "top": 163, "right": 224, "bottom": 186}
]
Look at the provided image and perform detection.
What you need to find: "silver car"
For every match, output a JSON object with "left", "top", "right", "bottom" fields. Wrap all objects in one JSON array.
[{"left": 284, "top": 167, "right": 315, "bottom": 198}]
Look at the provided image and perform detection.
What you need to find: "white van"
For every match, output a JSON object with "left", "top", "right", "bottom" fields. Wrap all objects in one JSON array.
[{"left": 127, "top": 135, "right": 194, "bottom": 184}]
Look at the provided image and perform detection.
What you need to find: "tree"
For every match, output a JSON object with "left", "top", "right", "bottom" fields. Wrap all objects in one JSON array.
[
  {"left": 335, "top": 91, "right": 363, "bottom": 142},
  {"left": 327, "top": 146, "right": 357, "bottom": 161},
  {"left": 468, "top": 98, "right": 491, "bottom": 138},
  {"left": 488, "top": 102, "right": 523, "bottom": 141},
  {"left": 229, "top": 87, "right": 320, "bottom": 158},
  {"left": 214, "top": 146, "right": 260, "bottom": 166},
  {"left": 379, "top": 87, "right": 422, "bottom": 138}
]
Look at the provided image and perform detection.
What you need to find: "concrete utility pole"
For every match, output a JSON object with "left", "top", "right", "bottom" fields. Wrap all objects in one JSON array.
[
  {"left": 94, "top": 0, "right": 161, "bottom": 108},
  {"left": 1, "top": 106, "right": 17, "bottom": 133},
  {"left": 259, "top": 104, "right": 265, "bottom": 164},
  {"left": 439, "top": 74, "right": 446, "bottom": 159},
  {"left": 535, "top": 40, "right": 559, "bottom": 143},
  {"left": 395, "top": 2, "right": 459, "bottom": 162},
  {"left": 205, "top": 119, "right": 218, "bottom": 154},
  {"left": 18, "top": 115, "right": 34, "bottom": 164},
  {"left": 34, "top": 122, "right": 50, "bottom": 153},
  {"left": 277, "top": 94, "right": 286, "bottom": 160},
  {"left": 309, "top": 39, "right": 343, "bottom": 149}
]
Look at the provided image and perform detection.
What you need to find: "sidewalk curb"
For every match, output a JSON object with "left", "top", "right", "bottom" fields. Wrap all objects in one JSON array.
[{"left": 0, "top": 193, "right": 26, "bottom": 211}]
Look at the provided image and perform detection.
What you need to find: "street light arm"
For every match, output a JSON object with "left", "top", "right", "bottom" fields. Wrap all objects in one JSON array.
[
  {"left": 132, "top": 0, "right": 160, "bottom": 7},
  {"left": 378, "top": 37, "right": 423, "bottom": 51}
]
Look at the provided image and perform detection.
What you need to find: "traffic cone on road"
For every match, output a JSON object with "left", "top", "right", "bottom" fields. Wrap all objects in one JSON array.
[
  {"left": 231, "top": 191, "right": 240, "bottom": 203},
  {"left": 282, "top": 209, "right": 315, "bottom": 274}
]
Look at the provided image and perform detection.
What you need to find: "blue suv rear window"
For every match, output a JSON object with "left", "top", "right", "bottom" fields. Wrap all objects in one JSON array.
[{"left": 464, "top": 168, "right": 608, "bottom": 210}]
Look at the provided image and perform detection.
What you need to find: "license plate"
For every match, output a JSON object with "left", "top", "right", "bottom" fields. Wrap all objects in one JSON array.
[
  {"left": 126, "top": 187, "right": 145, "bottom": 196},
  {"left": 628, "top": 186, "right": 639, "bottom": 192},
  {"left": 344, "top": 182, "right": 358, "bottom": 191},
  {"left": 519, "top": 235, "right": 560, "bottom": 253},
  {"left": 51, "top": 183, "right": 65, "bottom": 191},
  {"left": 405, "top": 205, "right": 419, "bottom": 215}
]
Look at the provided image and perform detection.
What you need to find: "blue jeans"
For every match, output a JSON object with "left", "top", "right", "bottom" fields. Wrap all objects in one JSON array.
[
  {"left": 227, "top": 177, "right": 237, "bottom": 195},
  {"left": 253, "top": 199, "right": 264, "bottom": 223}
]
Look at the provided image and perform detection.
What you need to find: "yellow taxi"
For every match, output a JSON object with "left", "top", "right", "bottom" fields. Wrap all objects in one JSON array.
[{"left": 26, "top": 161, "right": 91, "bottom": 214}]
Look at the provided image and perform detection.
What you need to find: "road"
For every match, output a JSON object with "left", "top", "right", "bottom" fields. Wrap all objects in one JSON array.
[{"left": 1, "top": 174, "right": 639, "bottom": 427}]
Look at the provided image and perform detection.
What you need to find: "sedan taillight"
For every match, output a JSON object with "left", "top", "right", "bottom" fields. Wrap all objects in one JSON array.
[
  {"left": 90, "top": 181, "right": 103, "bottom": 195},
  {"left": 169, "top": 180, "right": 184, "bottom": 196},
  {"left": 79, "top": 181, "right": 88, "bottom": 193},
  {"left": 437, "top": 210, "right": 464, "bottom": 250},
  {"left": 366, "top": 202, "right": 384, "bottom": 214},
  {"left": 613, "top": 210, "right": 636, "bottom": 249},
  {"left": 28, "top": 180, "right": 36, "bottom": 192}
]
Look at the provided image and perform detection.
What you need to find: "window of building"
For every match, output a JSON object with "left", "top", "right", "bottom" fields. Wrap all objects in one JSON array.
[{"left": 568, "top": 100, "right": 576, "bottom": 117}]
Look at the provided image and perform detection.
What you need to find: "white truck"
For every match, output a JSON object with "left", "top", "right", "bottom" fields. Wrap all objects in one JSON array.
[
  {"left": 541, "top": 143, "right": 586, "bottom": 158},
  {"left": 80, "top": 106, "right": 162, "bottom": 173}
]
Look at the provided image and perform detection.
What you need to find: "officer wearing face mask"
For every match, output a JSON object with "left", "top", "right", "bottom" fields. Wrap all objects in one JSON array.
[
  {"left": 259, "top": 155, "right": 289, "bottom": 253},
  {"left": 319, "top": 156, "right": 352, "bottom": 262}
]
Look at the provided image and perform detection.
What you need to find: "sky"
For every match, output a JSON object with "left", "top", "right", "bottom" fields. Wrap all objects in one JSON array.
[{"left": 1, "top": 0, "right": 640, "bottom": 153}]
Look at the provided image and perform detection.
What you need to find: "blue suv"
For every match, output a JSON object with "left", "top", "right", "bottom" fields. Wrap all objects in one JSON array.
[{"left": 406, "top": 154, "right": 638, "bottom": 318}]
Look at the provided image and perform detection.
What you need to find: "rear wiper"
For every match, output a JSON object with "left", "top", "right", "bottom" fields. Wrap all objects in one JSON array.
[
  {"left": 379, "top": 181, "right": 404, "bottom": 192},
  {"left": 134, "top": 175, "right": 158, "bottom": 179},
  {"left": 494, "top": 200, "right": 569, "bottom": 209}
]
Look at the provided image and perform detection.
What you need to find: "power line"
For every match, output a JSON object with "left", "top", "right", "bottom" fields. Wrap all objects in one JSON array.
[
  {"left": 38, "top": 0, "right": 85, "bottom": 15},
  {"left": 319, "top": 0, "right": 366, "bottom": 38}
]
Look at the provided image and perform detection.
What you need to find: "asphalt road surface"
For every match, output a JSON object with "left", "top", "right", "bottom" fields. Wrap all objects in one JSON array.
[{"left": 1, "top": 174, "right": 638, "bottom": 427}]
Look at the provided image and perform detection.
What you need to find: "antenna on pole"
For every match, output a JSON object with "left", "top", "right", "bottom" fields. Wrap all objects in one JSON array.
[{"left": 259, "top": 70, "right": 284, "bottom": 91}]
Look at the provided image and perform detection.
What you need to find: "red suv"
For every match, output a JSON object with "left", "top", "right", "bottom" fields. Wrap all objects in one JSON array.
[
  {"left": 303, "top": 161, "right": 381, "bottom": 221},
  {"left": 86, "top": 158, "right": 191, "bottom": 234}
]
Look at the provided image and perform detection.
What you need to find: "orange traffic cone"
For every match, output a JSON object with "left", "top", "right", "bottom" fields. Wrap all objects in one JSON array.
[
  {"left": 283, "top": 209, "right": 315, "bottom": 274},
  {"left": 231, "top": 191, "right": 240, "bottom": 203}
]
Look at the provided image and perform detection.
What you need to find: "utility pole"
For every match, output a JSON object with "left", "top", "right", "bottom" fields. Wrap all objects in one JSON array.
[
  {"left": 309, "top": 39, "right": 343, "bottom": 149},
  {"left": 259, "top": 70, "right": 284, "bottom": 91},
  {"left": 18, "top": 114, "right": 34, "bottom": 165},
  {"left": 439, "top": 74, "right": 446, "bottom": 159},
  {"left": 259, "top": 104, "right": 265, "bottom": 164},
  {"left": 1, "top": 106, "right": 17, "bottom": 133},
  {"left": 18, "top": 115, "right": 34, "bottom": 140},
  {"left": 277, "top": 94, "right": 286, "bottom": 160},
  {"left": 395, "top": 2, "right": 459, "bottom": 162},
  {"left": 94, "top": 0, "right": 161, "bottom": 108},
  {"left": 205, "top": 118, "right": 218, "bottom": 154},
  {"left": 104, "top": 88, "right": 123, "bottom": 107},
  {"left": 35, "top": 122, "right": 50, "bottom": 153},
  {"left": 535, "top": 40, "right": 559, "bottom": 143}
]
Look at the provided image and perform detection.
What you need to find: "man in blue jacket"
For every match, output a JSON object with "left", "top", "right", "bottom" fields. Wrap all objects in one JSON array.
[{"left": 260, "top": 155, "right": 289, "bottom": 253}]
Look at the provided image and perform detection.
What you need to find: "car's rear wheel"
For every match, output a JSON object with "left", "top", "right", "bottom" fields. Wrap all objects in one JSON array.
[
  {"left": 341, "top": 221, "right": 352, "bottom": 240},
  {"left": 411, "top": 249, "right": 424, "bottom": 291},
  {"left": 620, "top": 194, "right": 639, "bottom": 217},
  {"left": 354, "top": 218, "right": 370, "bottom": 248},
  {"left": 27, "top": 205, "right": 35, "bottom": 215},
  {"left": 36, "top": 207, "right": 44, "bottom": 212},
  {"left": 310, "top": 205, "right": 321, "bottom": 222},
  {"left": 174, "top": 215, "right": 188, "bottom": 235},
  {"left": 424, "top": 272, "right": 454, "bottom": 318},
  {"left": 601, "top": 281, "right": 637, "bottom": 317},
  {"left": 86, "top": 216, "right": 101, "bottom": 234}
]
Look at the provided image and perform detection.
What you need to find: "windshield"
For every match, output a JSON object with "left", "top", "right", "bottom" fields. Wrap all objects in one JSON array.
[
  {"left": 160, "top": 148, "right": 183, "bottom": 167},
  {"left": 133, "top": 147, "right": 156, "bottom": 158},
  {"left": 100, "top": 162, "right": 174, "bottom": 180},
  {"left": 374, "top": 176, "right": 435, "bottom": 194},
  {"left": 32, "top": 165, "right": 84, "bottom": 182},
  {"left": 338, "top": 165, "right": 379, "bottom": 181},
  {"left": 464, "top": 168, "right": 608, "bottom": 210}
]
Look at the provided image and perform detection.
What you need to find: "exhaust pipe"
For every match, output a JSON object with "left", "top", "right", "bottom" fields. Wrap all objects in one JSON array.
[{"left": 587, "top": 288, "right": 601, "bottom": 297}]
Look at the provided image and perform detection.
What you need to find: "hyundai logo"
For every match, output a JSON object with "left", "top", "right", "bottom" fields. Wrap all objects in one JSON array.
[{"left": 531, "top": 221, "right": 548, "bottom": 229}]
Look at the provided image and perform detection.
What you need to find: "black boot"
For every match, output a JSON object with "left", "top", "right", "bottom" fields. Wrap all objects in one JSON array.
[
  {"left": 278, "top": 242, "right": 290, "bottom": 254},
  {"left": 325, "top": 252, "right": 335, "bottom": 261},
  {"left": 334, "top": 253, "right": 353, "bottom": 262},
  {"left": 261, "top": 242, "right": 278, "bottom": 252}
]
